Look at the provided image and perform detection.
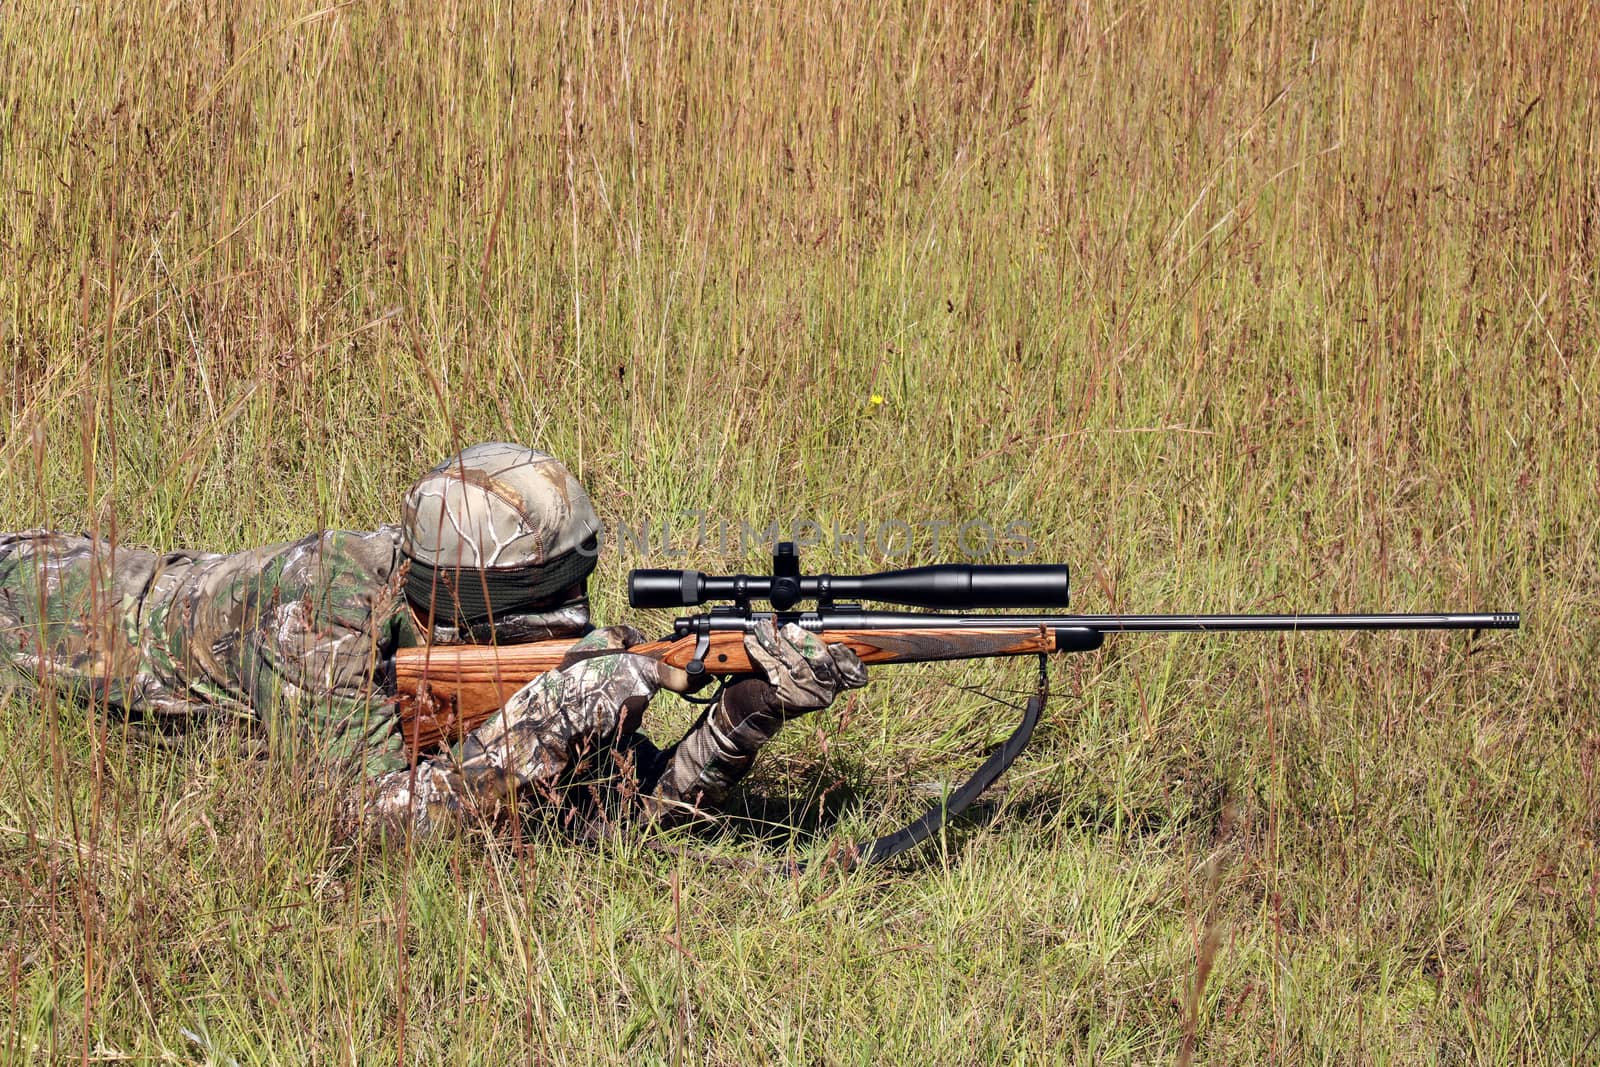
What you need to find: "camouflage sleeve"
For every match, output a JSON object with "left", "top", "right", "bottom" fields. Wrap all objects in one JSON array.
[
  {"left": 647, "top": 620, "right": 868, "bottom": 823},
  {"left": 363, "top": 625, "right": 683, "bottom": 836},
  {"left": 0, "top": 531, "right": 218, "bottom": 719},
  {"left": 0, "top": 529, "right": 416, "bottom": 757}
]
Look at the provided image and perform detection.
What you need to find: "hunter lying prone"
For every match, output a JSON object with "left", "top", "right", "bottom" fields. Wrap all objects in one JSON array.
[{"left": 0, "top": 443, "right": 866, "bottom": 840}]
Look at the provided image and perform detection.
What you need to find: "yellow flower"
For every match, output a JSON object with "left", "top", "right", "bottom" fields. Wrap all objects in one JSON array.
[{"left": 869, "top": 393, "right": 885, "bottom": 406}]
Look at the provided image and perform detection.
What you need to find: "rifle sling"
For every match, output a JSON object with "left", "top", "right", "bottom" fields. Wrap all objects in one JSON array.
[{"left": 840, "top": 653, "right": 1049, "bottom": 869}]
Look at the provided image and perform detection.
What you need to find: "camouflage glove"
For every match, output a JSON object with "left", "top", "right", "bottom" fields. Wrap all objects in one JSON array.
[
  {"left": 743, "top": 618, "right": 868, "bottom": 717},
  {"left": 644, "top": 620, "right": 867, "bottom": 820}
]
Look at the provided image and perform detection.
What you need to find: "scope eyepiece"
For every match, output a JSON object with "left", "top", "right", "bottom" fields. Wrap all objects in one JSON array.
[{"left": 630, "top": 568, "right": 708, "bottom": 610}]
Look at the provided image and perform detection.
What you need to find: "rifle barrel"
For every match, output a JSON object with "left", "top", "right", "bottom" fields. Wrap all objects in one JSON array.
[
  {"left": 787, "top": 611, "right": 1520, "bottom": 632},
  {"left": 1055, "top": 612, "right": 1519, "bottom": 633}
]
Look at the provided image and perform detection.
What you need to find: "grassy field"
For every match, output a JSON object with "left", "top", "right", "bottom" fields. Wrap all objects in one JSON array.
[{"left": 1, "top": 0, "right": 1596, "bottom": 1061}]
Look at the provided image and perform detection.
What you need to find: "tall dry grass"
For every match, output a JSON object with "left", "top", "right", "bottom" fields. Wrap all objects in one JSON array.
[{"left": 2, "top": 1, "right": 1595, "bottom": 1061}]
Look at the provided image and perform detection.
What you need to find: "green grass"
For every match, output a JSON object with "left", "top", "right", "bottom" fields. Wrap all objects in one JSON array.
[{"left": 1, "top": 0, "right": 1595, "bottom": 1061}]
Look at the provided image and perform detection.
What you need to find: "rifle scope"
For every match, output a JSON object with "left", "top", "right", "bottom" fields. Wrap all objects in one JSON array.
[{"left": 629, "top": 544, "right": 1070, "bottom": 611}]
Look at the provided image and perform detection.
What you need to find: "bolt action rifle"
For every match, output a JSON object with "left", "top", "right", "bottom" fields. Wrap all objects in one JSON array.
[{"left": 394, "top": 542, "right": 1518, "bottom": 864}]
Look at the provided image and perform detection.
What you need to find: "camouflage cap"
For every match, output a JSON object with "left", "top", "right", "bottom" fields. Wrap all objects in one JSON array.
[{"left": 401, "top": 443, "right": 601, "bottom": 637}]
